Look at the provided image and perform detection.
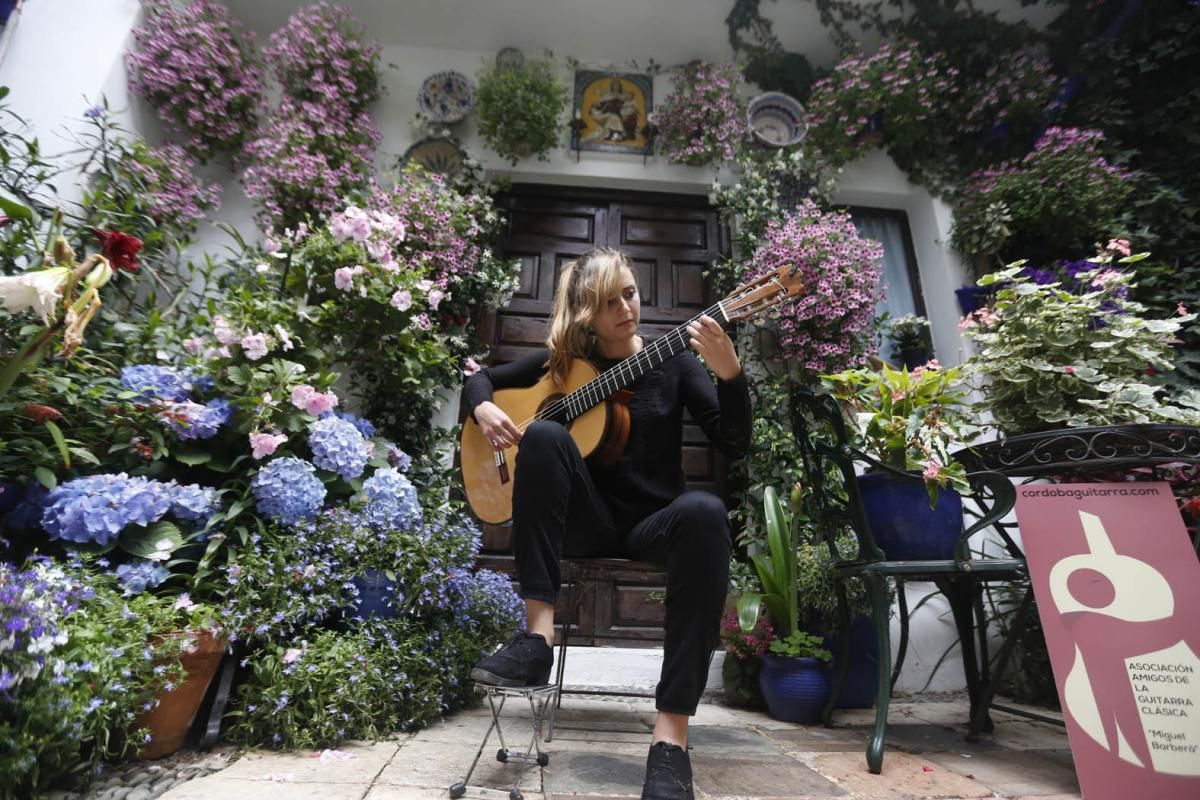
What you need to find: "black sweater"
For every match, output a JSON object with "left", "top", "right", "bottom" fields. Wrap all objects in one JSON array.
[{"left": 463, "top": 345, "right": 752, "bottom": 529}]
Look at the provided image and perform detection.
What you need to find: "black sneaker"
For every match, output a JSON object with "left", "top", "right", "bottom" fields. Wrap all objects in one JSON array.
[
  {"left": 469, "top": 632, "right": 553, "bottom": 687},
  {"left": 641, "top": 742, "right": 694, "bottom": 800}
]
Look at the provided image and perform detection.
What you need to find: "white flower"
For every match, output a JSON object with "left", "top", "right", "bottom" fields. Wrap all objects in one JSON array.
[{"left": 0, "top": 267, "right": 70, "bottom": 324}]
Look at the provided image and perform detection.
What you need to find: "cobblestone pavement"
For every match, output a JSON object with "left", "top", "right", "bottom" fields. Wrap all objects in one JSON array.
[{"left": 60, "top": 693, "right": 1078, "bottom": 800}]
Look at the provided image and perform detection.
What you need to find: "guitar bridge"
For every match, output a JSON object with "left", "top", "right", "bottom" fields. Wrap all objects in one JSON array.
[{"left": 495, "top": 450, "right": 510, "bottom": 485}]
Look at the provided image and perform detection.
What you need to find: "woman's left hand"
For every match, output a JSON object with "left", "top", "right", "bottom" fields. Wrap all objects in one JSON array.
[{"left": 688, "top": 315, "right": 742, "bottom": 381}]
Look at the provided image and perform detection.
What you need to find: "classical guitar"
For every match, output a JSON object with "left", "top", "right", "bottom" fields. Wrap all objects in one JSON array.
[{"left": 460, "top": 264, "right": 806, "bottom": 524}]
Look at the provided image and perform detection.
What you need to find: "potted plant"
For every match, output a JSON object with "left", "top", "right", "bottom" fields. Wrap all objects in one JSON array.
[
  {"left": 881, "top": 313, "right": 932, "bottom": 370},
  {"left": 820, "top": 360, "right": 975, "bottom": 559},
  {"left": 737, "top": 486, "right": 833, "bottom": 723},
  {"left": 962, "top": 250, "right": 1200, "bottom": 435},
  {"left": 650, "top": 61, "right": 752, "bottom": 167},
  {"left": 718, "top": 605, "right": 773, "bottom": 709},
  {"left": 476, "top": 50, "right": 568, "bottom": 165}
]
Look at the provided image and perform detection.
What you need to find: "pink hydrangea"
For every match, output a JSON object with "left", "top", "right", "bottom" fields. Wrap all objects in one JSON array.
[
  {"left": 249, "top": 432, "right": 288, "bottom": 459},
  {"left": 290, "top": 384, "right": 339, "bottom": 415},
  {"left": 241, "top": 332, "right": 269, "bottom": 360}
]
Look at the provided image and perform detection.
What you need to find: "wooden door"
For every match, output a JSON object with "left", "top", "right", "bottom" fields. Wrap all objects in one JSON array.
[{"left": 472, "top": 184, "right": 731, "bottom": 645}]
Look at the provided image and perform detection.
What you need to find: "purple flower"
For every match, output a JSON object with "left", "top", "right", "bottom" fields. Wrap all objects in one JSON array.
[
  {"left": 115, "top": 560, "right": 171, "bottom": 596},
  {"left": 309, "top": 416, "right": 369, "bottom": 480},
  {"left": 251, "top": 457, "right": 327, "bottom": 525},
  {"left": 120, "top": 364, "right": 197, "bottom": 403},
  {"left": 159, "top": 398, "right": 231, "bottom": 440},
  {"left": 361, "top": 468, "right": 421, "bottom": 531}
]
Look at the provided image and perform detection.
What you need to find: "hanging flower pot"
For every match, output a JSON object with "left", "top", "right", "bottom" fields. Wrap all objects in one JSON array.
[{"left": 134, "top": 629, "right": 227, "bottom": 760}]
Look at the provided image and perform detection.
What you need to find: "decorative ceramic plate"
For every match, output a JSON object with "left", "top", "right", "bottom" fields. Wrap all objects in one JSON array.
[
  {"left": 417, "top": 71, "right": 476, "bottom": 124},
  {"left": 747, "top": 92, "right": 808, "bottom": 147},
  {"left": 402, "top": 137, "right": 466, "bottom": 178},
  {"left": 496, "top": 46, "right": 525, "bottom": 71}
]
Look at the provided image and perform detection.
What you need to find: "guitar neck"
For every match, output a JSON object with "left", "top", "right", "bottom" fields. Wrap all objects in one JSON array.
[{"left": 550, "top": 301, "right": 728, "bottom": 424}]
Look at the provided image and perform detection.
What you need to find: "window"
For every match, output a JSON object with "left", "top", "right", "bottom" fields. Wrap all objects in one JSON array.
[{"left": 848, "top": 207, "right": 927, "bottom": 360}]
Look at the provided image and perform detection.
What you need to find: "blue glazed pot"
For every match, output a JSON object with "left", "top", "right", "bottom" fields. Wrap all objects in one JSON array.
[
  {"left": 826, "top": 615, "right": 880, "bottom": 709},
  {"left": 857, "top": 471, "right": 963, "bottom": 560},
  {"left": 348, "top": 569, "right": 400, "bottom": 620},
  {"left": 954, "top": 284, "right": 992, "bottom": 315},
  {"left": 758, "top": 653, "right": 831, "bottom": 723}
]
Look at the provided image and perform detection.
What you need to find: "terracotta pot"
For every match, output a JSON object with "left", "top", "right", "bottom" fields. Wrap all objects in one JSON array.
[{"left": 134, "top": 629, "right": 227, "bottom": 760}]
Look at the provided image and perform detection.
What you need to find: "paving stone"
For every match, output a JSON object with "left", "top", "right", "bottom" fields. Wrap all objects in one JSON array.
[
  {"left": 1010, "top": 794, "right": 1082, "bottom": 800},
  {"left": 125, "top": 788, "right": 151, "bottom": 800},
  {"left": 686, "top": 726, "right": 784, "bottom": 755},
  {"left": 844, "top": 724, "right": 1001, "bottom": 754},
  {"left": 805, "top": 751, "right": 993, "bottom": 799},
  {"left": 159, "top": 778, "right": 369, "bottom": 799},
  {"left": 925, "top": 749, "right": 1080, "bottom": 797},
  {"left": 984, "top": 720, "right": 1073, "bottom": 751},
  {"left": 365, "top": 787, "right": 517, "bottom": 800},
  {"left": 212, "top": 741, "right": 398, "bottom": 784},
  {"left": 540, "top": 750, "right": 644, "bottom": 796},
  {"left": 690, "top": 753, "right": 846, "bottom": 798},
  {"left": 377, "top": 738, "right": 540, "bottom": 792},
  {"left": 761, "top": 726, "right": 865, "bottom": 753}
]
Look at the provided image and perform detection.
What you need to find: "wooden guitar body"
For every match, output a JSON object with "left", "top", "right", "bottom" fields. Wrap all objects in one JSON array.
[{"left": 461, "top": 358, "right": 631, "bottom": 525}]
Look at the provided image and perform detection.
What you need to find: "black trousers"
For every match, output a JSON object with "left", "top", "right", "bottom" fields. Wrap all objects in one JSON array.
[{"left": 511, "top": 420, "right": 731, "bottom": 715}]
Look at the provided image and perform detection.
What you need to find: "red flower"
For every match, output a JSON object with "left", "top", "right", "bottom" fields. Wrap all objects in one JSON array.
[
  {"left": 22, "top": 403, "right": 63, "bottom": 424},
  {"left": 1182, "top": 496, "right": 1200, "bottom": 518},
  {"left": 92, "top": 228, "right": 143, "bottom": 273}
]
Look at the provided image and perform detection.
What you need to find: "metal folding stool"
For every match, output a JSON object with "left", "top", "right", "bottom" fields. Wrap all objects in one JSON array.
[{"left": 449, "top": 683, "right": 558, "bottom": 800}]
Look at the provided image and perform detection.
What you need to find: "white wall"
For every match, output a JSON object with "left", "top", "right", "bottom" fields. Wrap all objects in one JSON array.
[{"left": 0, "top": 0, "right": 972, "bottom": 693}]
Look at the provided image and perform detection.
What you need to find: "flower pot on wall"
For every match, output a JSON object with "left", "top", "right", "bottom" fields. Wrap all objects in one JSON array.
[
  {"left": 134, "top": 630, "right": 227, "bottom": 760},
  {"left": 954, "top": 285, "right": 993, "bottom": 315},
  {"left": 856, "top": 471, "right": 963, "bottom": 560},
  {"left": 758, "top": 653, "right": 831, "bottom": 723}
]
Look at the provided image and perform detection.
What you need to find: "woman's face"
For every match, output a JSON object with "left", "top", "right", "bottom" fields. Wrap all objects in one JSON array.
[{"left": 590, "top": 265, "right": 640, "bottom": 349}]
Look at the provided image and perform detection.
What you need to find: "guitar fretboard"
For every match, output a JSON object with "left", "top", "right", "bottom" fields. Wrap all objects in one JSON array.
[{"left": 539, "top": 301, "right": 728, "bottom": 424}]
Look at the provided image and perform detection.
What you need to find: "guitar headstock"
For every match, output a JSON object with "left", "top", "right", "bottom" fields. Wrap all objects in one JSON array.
[{"left": 719, "top": 264, "right": 806, "bottom": 323}]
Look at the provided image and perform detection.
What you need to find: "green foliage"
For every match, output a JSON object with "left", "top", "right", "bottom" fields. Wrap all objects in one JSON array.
[
  {"left": 725, "top": 0, "right": 816, "bottom": 100},
  {"left": 737, "top": 486, "right": 800, "bottom": 638},
  {"left": 1, "top": 564, "right": 189, "bottom": 797},
  {"left": 821, "top": 361, "right": 974, "bottom": 500},
  {"left": 964, "top": 259, "right": 1200, "bottom": 435},
  {"left": 768, "top": 630, "right": 832, "bottom": 660},
  {"left": 476, "top": 52, "right": 568, "bottom": 165}
]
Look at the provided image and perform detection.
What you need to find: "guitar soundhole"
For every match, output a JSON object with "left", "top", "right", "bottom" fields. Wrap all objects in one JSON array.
[{"left": 536, "top": 393, "right": 572, "bottom": 429}]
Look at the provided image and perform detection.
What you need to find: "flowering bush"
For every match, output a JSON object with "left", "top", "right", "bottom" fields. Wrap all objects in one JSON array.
[
  {"left": 79, "top": 105, "right": 222, "bottom": 249},
  {"left": 225, "top": 505, "right": 523, "bottom": 749},
  {"left": 241, "top": 97, "right": 381, "bottom": 232},
  {"left": 125, "top": 0, "right": 264, "bottom": 161},
  {"left": 40, "top": 473, "right": 217, "bottom": 547},
  {"left": 720, "top": 607, "right": 774, "bottom": 660},
  {"left": 742, "top": 200, "right": 884, "bottom": 377},
  {"left": 951, "top": 127, "right": 1133, "bottom": 271},
  {"left": 476, "top": 51, "right": 568, "bottom": 165},
  {"left": 651, "top": 61, "right": 752, "bottom": 167},
  {"left": 959, "top": 50, "right": 1061, "bottom": 142},
  {"left": 821, "top": 360, "right": 975, "bottom": 498},
  {"left": 263, "top": 2, "right": 382, "bottom": 114},
  {"left": 963, "top": 256, "right": 1200, "bottom": 434},
  {"left": 0, "top": 562, "right": 186, "bottom": 795},
  {"left": 806, "top": 43, "right": 958, "bottom": 169}
]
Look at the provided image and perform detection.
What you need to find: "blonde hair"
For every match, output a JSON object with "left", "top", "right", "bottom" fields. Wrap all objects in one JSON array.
[{"left": 544, "top": 247, "right": 634, "bottom": 386}]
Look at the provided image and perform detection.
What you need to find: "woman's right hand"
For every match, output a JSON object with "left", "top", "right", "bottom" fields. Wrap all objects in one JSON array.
[{"left": 474, "top": 401, "right": 523, "bottom": 451}]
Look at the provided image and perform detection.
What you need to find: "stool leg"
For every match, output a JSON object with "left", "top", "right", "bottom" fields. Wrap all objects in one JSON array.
[{"left": 450, "top": 689, "right": 504, "bottom": 797}]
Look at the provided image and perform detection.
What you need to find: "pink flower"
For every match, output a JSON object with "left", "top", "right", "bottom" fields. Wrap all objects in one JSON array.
[
  {"left": 1063, "top": 365, "right": 1077, "bottom": 374},
  {"left": 334, "top": 266, "right": 357, "bottom": 291},
  {"left": 922, "top": 460, "right": 943, "bottom": 481},
  {"left": 1106, "top": 238, "right": 1131, "bottom": 257},
  {"left": 182, "top": 336, "right": 204, "bottom": 354},
  {"left": 427, "top": 288, "right": 445, "bottom": 310},
  {"left": 413, "top": 313, "right": 433, "bottom": 331},
  {"left": 1177, "top": 302, "right": 1188, "bottom": 316},
  {"left": 174, "top": 593, "right": 195, "bottom": 611},
  {"left": 282, "top": 647, "right": 303, "bottom": 664},
  {"left": 291, "top": 384, "right": 316, "bottom": 409},
  {"left": 241, "top": 331, "right": 269, "bottom": 360},
  {"left": 463, "top": 357, "right": 482, "bottom": 376},
  {"left": 390, "top": 289, "right": 412, "bottom": 311},
  {"left": 1090, "top": 269, "right": 1121, "bottom": 287},
  {"left": 304, "top": 391, "right": 338, "bottom": 416},
  {"left": 213, "top": 314, "right": 240, "bottom": 345},
  {"left": 250, "top": 431, "right": 288, "bottom": 459}
]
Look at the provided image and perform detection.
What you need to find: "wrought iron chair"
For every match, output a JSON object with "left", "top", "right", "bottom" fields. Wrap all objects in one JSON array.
[{"left": 792, "top": 391, "right": 1027, "bottom": 774}]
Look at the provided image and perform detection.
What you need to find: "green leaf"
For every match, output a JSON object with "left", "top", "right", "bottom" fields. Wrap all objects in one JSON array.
[
  {"left": 118, "top": 521, "right": 183, "bottom": 558},
  {"left": 34, "top": 466, "right": 56, "bottom": 490},
  {"left": 0, "top": 189, "right": 33, "bottom": 221},
  {"left": 44, "top": 420, "right": 71, "bottom": 468},
  {"left": 68, "top": 446, "right": 101, "bottom": 465},
  {"left": 736, "top": 592, "right": 764, "bottom": 632},
  {"left": 174, "top": 450, "right": 212, "bottom": 466}
]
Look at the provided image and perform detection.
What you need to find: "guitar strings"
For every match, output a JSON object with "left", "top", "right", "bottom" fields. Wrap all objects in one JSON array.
[{"left": 506, "top": 301, "right": 728, "bottom": 435}]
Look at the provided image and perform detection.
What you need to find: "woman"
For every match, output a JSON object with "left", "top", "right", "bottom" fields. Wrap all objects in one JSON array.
[{"left": 463, "top": 247, "right": 751, "bottom": 800}]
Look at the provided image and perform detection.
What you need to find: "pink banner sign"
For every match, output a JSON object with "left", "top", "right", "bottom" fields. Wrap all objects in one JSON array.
[{"left": 1015, "top": 483, "right": 1200, "bottom": 800}]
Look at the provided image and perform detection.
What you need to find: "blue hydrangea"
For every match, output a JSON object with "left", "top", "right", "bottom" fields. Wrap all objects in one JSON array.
[
  {"left": 160, "top": 398, "right": 232, "bottom": 440},
  {"left": 41, "top": 474, "right": 173, "bottom": 546},
  {"left": 169, "top": 482, "right": 219, "bottom": 521},
  {"left": 119, "top": 365, "right": 197, "bottom": 403},
  {"left": 321, "top": 410, "right": 376, "bottom": 439},
  {"left": 308, "top": 416, "right": 368, "bottom": 480},
  {"left": 115, "top": 560, "right": 171, "bottom": 596},
  {"left": 251, "top": 457, "right": 326, "bottom": 525},
  {"left": 361, "top": 467, "right": 422, "bottom": 531}
]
